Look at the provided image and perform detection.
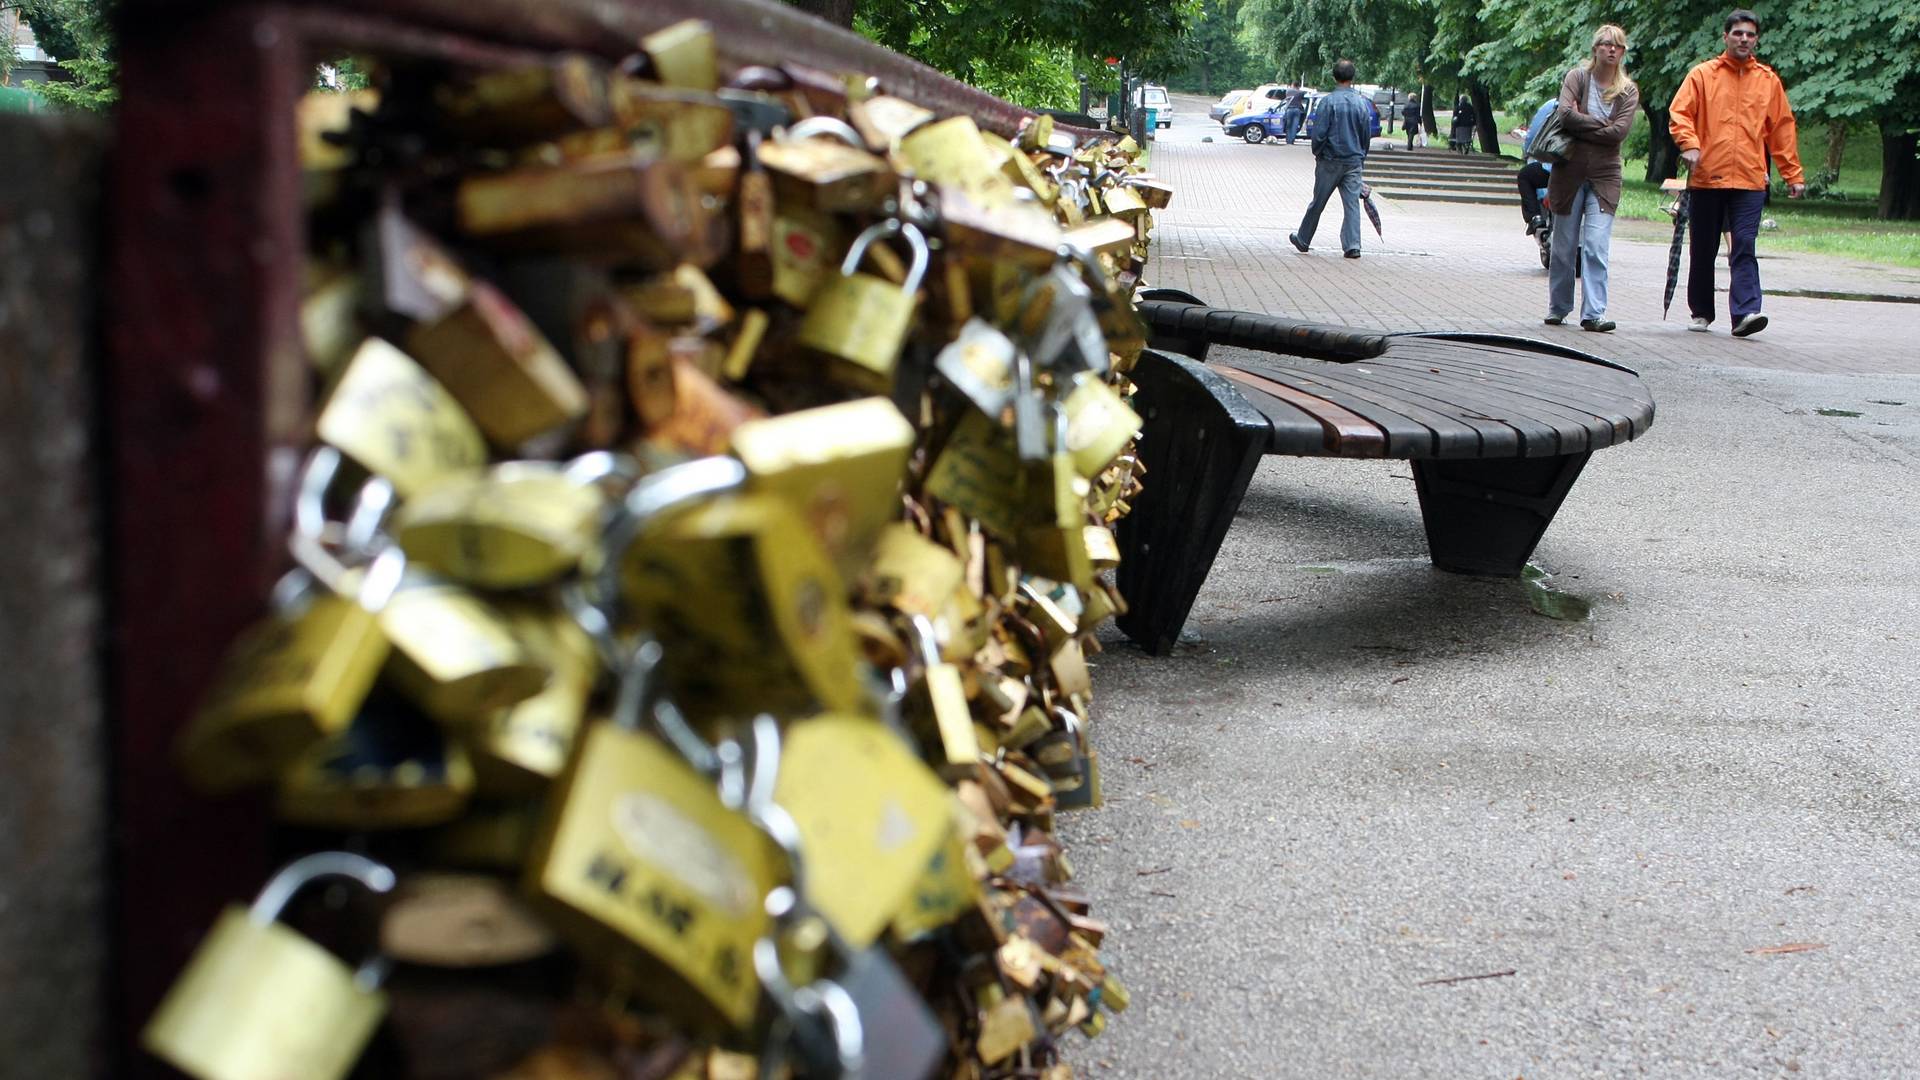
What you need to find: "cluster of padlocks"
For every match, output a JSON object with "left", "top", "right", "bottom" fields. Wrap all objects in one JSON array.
[{"left": 141, "top": 18, "right": 1169, "bottom": 1080}]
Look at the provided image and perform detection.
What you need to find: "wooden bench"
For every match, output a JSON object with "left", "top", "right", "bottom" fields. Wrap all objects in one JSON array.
[{"left": 1113, "top": 296, "right": 1657, "bottom": 655}]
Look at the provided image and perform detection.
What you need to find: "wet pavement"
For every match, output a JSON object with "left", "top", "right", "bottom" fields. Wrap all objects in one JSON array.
[{"left": 1061, "top": 95, "right": 1920, "bottom": 1078}]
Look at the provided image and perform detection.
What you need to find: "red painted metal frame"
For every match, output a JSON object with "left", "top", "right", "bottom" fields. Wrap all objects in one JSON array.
[{"left": 107, "top": 0, "right": 1079, "bottom": 1069}]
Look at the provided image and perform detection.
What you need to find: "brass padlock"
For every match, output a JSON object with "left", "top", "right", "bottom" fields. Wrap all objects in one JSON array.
[
  {"left": 933, "top": 317, "right": 1020, "bottom": 420},
  {"left": 793, "top": 219, "right": 929, "bottom": 393},
  {"left": 909, "top": 614, "right": 981, "bottom": 779},
  {"left": 434, "top": 54, "right": 614, "bottom": 143},
  {"left": 769, "top": 206, "right": 843, "bottom": 308},
  {"left": 276, "top": 691, "right": 477, "bottom": 830},
  {"left": 380, "top": 578, "right": 550, "bottom": 725},
  {"left": 405, "top": 280, "right": 589, "bottom": 449},
  {"left": 380, "top": 872, "right": 557, "bottom": 968},
  {"left": 394, "top": 454, "right": 626, "bottom": 590},
  {"left": 639, "top": 18, "right": 718, "bottom": 92},
  {"left": 730, "top": 396, "right": 915, "bottom": 577},
  {"left": 861, "top": 522, "right": 966, "bottom": 619},
  {"left": 528, "top": 638, "right": 777, "bottom": 1032},
  {"left": 757, "top": 119, "right": 896, "bottom": 213},
  {"left": 176, "top": 544, "right": 404, "bottom": 794},
  {"left": 142, "top": 852, "right": 397, "bottom": 1080},
  {"left": 897, "top": 115, "right": 1014, "bottom": 206},
  {"left": 315, "top": 338, "right": 487, "bottom": 498},
  {"left": 464, "top": 603, "right": 597, "bottom": 796}
]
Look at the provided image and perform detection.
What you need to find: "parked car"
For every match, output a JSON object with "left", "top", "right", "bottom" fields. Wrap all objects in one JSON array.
[
  {"left": 1209, "top": 89, "right": 1250, "bottom": 124},
  {"left": 1132, "top": 83, "right": 1173, "bottom": 127},
  {"left": 1222, "top": 104, "right": 1288, "bottom": 144},
  {"left": 1226, "top": 83, "right": 1288, "bottom": 121}
]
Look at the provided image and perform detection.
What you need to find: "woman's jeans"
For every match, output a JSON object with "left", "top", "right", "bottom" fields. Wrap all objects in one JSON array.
[{"left": 1548, "top": 182, "right": 1614, "bottom": 320}]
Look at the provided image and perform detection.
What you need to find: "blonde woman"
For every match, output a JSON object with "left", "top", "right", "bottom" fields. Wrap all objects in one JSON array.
[{"left": 1544, "top": 25, "right": 1640, "bottom": 333}]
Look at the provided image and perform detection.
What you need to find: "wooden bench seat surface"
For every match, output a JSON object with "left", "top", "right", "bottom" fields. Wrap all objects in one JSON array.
[{"left": 1206, "top": 338, "right": 1655, "bottom": 461}]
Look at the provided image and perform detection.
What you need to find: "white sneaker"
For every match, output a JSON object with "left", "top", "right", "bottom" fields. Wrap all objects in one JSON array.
[
  {"left": 1732, "top": 312, "right": 1769, "bottom": 337},
  {"left": 1688, "top": 317, "right": 1710, "bottom": 333}
]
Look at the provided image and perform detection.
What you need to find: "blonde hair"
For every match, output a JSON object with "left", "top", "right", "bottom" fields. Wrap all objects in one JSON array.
[{"left": 1584, "top": 24, "right": 1635, "bottom": 103}]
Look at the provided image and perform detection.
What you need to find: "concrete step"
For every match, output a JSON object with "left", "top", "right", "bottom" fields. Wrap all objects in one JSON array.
[
  {"left": 1363, "top": 177, "right": 1522, "bottom": 194},
  {"left": 1368, "top": 186, "right": 1521, "bottom": 206},
  {"left": 1364, "top": 159, "right": 1519, "bottom": 177}
]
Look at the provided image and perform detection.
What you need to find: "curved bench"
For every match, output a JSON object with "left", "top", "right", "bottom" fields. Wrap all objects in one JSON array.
[{"left": 1114, "top": 299, "right": 1656, "bottom": 655}]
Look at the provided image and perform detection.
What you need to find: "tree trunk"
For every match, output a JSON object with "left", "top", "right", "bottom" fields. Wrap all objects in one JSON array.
[
  {"left": 1199, "top": 54, "right": 1211, "bottom": 97},
  {"left": 1643, "top": 105, "right": 1679, "bottom": 184},
  {"left": 1469, "top": 83, "right": 1499, "bottom": 154},
  {"left": 786, "top": 0, "right": 855, "bottom": 27},
  {"left": 1880, "top": 126, "right": 1919, "bottom": 221},
  {"left": 1824, "top": 122, "right": 1847, "bottom": 180},
  {"left": 1421, "top": 86, "right": 1437, "bottom": 138}
]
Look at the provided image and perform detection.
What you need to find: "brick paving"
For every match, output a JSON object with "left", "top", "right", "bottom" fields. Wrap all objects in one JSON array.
[{"left": 1145, "top": 96, "right": 1920, "bottom": 376}]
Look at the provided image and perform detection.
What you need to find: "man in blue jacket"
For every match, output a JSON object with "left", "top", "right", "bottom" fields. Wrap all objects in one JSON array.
[
  {"left": 1517, "top": 97, "right": 1556, "bottom": 234},
  {"left": 1289, "top": 59, "right": 1374, "bottom": 259}
]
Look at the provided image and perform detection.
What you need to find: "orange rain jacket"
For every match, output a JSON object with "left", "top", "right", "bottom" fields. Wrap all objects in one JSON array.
[{"left": 1668, "top": 52, "right": 1804, "bottom": 190}]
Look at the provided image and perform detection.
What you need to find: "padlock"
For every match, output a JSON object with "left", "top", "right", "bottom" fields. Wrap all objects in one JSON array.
[
  {"left": 924, "top": 409, "right": 1025, "bottom": 540},
  {"left": 769, "top": 207, "right": 843, "bottom": 308},
  {"left": 933, "top": 317, "right": 1020, "bottom": 420},
  {"left": 405, "top": 280, "right": 589, "bottom": 449},
  {"left": 528, "top": 639, "right": 778, "bottom": 1032},
  {"left": 773, "top": 713, "right": 953, "bottom": 949},
  {"left": 730, "top": 397, "right": 915, "bottom": 577},
  {"left": 1059, "top": 372, "right": 1141, "bottom": 479},
  {"left": 860, "top": 522, "right": 965, "bottom": 620},
  {"left": 381, "top": 872, "right": 558, "bottom": 968},
  {"left": 731, "top": 718, "right": 947, "bottom": 1080},
  {"left": 935, "top": 184, "right": 1063, "bottom": 268},
  {"left": 639, "top": 18, "right": 718, "bottom": 92},
  {"left": 276, "top": 690, "right": 477, "bottom": 829},
  {"left": 793, "top": 219, "right": 928, "bottom": 393},
  {"left": 394, "top": 454, "right": 625, "bottom": 589},
  {"left": 897, "top": 115, "right": 1014, "bottom": 207},
  {"left": 363, "top": 201, "right": 472, "bottom": 327},
  {"left": 316, "top": 338, "right": 487, "bottom": 498},
  {"left": 890, "top": 824, "right": 981, "bottom": 940},
  {"left": 456, "top": 157, "right": 720, "bottom": 270},
  {"left": 641, "top": 353, "right": 767, "bottom": 459},
  {"left": 380, "top": 577, "right": 550, "bottom": 724},
  {"left": 141, "top": 852, "right": 397, "bottom": 1080},
  {"left": 434, "top": 54, "right": 614, "bottom": 143},
  {"left": 301, "top": 267, "right": 362, "bottom": 374},
  {"left": 176, "top": 544, "right": 405, "bottom": 794},
  {"left": 847, "top": 94, "right": 933, "bottom": 151},
  {"left": 757, "top": 122, "right": 896, "bottom": 213},
  {"left": 464, "top": 602, "right": 597, "bottom": 796},
  {"left": 908, "top": 614, "right": 980, "bottom": 779},
  {"left": 601, "top": 83, "right": 737, "bottom": 164}
]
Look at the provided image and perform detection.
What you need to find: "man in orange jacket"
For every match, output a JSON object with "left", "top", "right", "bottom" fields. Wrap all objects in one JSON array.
[{"left": 1668, "top": 8, "right": 1805, "bottom": 337}]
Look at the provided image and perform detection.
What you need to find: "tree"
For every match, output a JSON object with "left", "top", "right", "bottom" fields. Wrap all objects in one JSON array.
[
  {"left": 853, "top": 0, "right": 1199, "bottom": 96},
  {"left": 1162, "top": 0, "right": 1268, "bottom": 95},
  {"left": 1771, "top": 0, "right": 1920, "bottom": 219},
  {"left": 5, "top": 0, "right": 115, "bottom": 111}
]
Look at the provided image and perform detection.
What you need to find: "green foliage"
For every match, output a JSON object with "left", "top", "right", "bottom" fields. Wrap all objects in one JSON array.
[
  {"left": 1160, "top": 0, "right": 1270, "bottom": 93},
  {"left": 6, "top": 0, "right": 115, "bottom": 112},
  {"left": 855, "top": 0, "right": 1200, "bottom": 89}
]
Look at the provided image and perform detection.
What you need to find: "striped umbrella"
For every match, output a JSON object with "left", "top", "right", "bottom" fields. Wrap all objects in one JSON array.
[{"left": 1359, "top": 182, "right": 1384, "bottom": 238}]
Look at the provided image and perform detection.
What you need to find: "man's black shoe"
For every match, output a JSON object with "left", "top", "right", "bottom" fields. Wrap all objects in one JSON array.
[
  {"left": 1288, "top": 233, "right": 1310, "bottom": 253},
  {"left": 1344, "top": 249, "right": 1361, "bottom": 259},
  {"left": 1580, "top": 318, "right": 1616, "bottom": 333}
]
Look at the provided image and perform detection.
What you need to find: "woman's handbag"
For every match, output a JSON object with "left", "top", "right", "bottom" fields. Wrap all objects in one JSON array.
[{"left": 1527, "top": 104, "right": 1572, "bottom": 164}]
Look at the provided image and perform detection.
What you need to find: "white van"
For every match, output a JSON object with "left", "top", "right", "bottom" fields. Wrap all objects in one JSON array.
[{"left": 1133, "top": 83, "right": 1173, "bottom": 127}]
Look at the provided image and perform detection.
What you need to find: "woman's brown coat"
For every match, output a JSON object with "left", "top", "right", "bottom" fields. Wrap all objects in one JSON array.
[{"left": 1545, "top": 66, "right": 1639, "bottom": 215}]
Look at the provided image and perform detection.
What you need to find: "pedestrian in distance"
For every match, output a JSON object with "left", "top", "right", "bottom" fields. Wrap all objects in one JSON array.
[
  {"left": 1288, "top": 59, "right": 1374, "bottom": 259},
  {"left": 1402, "top": 95, "right": 1422, "bottom": 150},
  {"left": 1543, "top": 24, "right": 1639, "bottom": 333},
  {"left": 1448, "top": 95, "right": 1476, "bottom": 152},
  {"left": 1281, "top": 81, "right": 1308, "bottom": 145},
  {"left": 1668, "top": 8, "right": 1806, "bottom": 337}
]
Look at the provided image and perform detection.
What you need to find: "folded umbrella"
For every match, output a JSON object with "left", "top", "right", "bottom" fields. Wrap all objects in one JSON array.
[
  {"left": 1359, "top": 183, "right": 1384, "bottom": 238},
  {"left": 1662, "top": 188, "right": 1690, "bottom": 320}
]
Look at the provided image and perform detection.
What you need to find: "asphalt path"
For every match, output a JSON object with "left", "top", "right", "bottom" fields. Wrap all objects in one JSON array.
[{"left": 1061, "top": 94, "right": 1920, "bottom": 1078}]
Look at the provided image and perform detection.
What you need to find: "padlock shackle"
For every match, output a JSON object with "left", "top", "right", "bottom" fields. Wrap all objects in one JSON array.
[
  {"left": 290, "top": 531, "right": 406, "bottom": 611},
  {"left": 248, "top": 851, "right": 397, "bottom": 925},
  {"left": 839, "top": 220, "right": 929, "bottom": 293},
  {"left": 591, "top": 456, "right": 749, "bottom": 620},
  {"left": 783, "top": 115, "right": 865, "bottom": 149}
]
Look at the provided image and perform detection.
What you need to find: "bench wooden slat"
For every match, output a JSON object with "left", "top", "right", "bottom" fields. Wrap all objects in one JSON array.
[
  {"left": 1388, "top": 356, "right": 1636, "bottom": 448},
  {"left": 1391, "top": 338, "right": 1650, "bottom": 400},
  {"left": 1213, "top": 355, "right": 1472, "bottom": 458},
  {"left": 1404, "top": 352, "right": 1651, "bottom": 441},
  {"left": 1315, "top": 362, "right": 1590, "bottom": 457},
  {"left": 1220, "top": 356, "right": 1545, "bottom": 458},
  {"left": 1213, "top": 365, "right": 1389, "bottom": 456}
]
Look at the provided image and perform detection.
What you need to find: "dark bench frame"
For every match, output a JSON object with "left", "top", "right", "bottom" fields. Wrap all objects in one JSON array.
[{"left": 1114, "top": 296, "right": 1656, "bottom": 655}]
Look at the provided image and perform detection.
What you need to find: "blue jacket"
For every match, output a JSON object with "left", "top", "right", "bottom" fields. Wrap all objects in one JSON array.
[{"left": 1311, "top": 87, "right": 1373, "bottom": 162}]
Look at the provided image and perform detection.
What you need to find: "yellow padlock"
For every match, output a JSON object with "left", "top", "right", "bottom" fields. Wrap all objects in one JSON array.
[
  {"left": 773, "top": 713, "right": 954, "bottom": 948},
  {"left": 380, "top": 578, "right": 550, "bottom": 725},
  {"left": 175, "top": 545, "right": 404, "bottom": 795},
  {"left": 793, "top": 219, "right": 928, "bottom": 393},
  {"left": 315, "top": 338, "right": 487, "bottom": 498},
  {"left": 142, "top": 852, "right": 397, "bottom": 1080},
  {"left": 464, "top": 604, "right": 597, "bottom": 796},
  {"left": 394, "top": 455, "right": 624, "bottom": 590},
  {"left": 730, "top": 397, "right": 915, "bottom": 577}
]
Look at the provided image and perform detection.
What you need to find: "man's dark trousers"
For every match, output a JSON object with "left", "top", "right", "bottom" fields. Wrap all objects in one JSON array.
[
  {"left": 1297, "top": 155, "right": 1364, "bottom": 254},
  {"left": 1516, "top": 161, "right": 1550, "bottom": 226},
  {"left": 1282, "top": 107, "right": 1304, "bottom": 144},
  {"left": 1687, "top": 188, "right": 1766, "bottom": 324}
]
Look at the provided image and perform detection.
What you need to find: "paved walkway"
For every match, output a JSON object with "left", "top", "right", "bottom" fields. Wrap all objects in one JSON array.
[
  {"left": 1141, "top": 97, "right": 1920, "bottom": 377},
  {"left": 1062, "top": 99, "right": 1920, "bottom": 1078}
]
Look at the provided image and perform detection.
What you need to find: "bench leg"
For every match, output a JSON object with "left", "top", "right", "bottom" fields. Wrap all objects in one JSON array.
[
  {"left": 1115, "top": 351, "right": 1269, "bottom": 655},
  {"left": 1412, "top": 453, "right": 1591, "bottom": 576}
]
